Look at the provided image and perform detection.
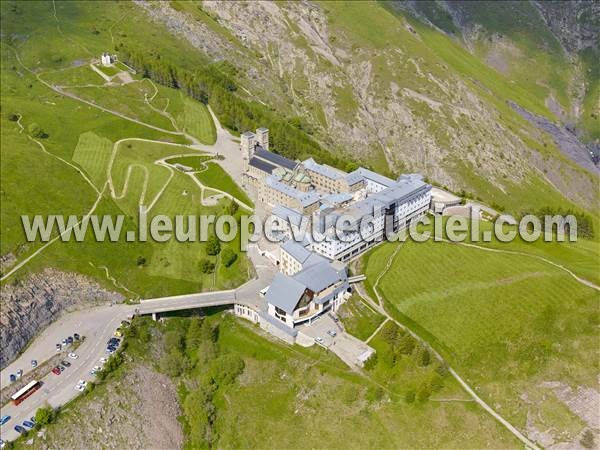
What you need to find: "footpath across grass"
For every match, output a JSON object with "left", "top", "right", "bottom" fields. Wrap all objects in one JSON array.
[{"left": 194, "top": 162, "right": 253, "bottom": 208}]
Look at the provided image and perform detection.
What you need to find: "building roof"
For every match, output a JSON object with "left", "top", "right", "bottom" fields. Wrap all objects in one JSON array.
[
  {"left": 302, "top": 158, "right": 346, "bottom": 181},
  {"left": 281, "top": 240, "right": 328, "bottom": 267},
  {"left": 265, "top": 272, "right": 307, "bottom": 315},
  {"left": 348, "top": 167, "right": 396, "bottom": 188},
  {"left": 281, "top": 239, "right": 312, "bottom": 263},
  {"left": 345, "top": 170, "right": 365, "bottom": 186},
  {"left": 241, "top": 131, "right": 256, "bottom": 138},
  {"left": 249, "top": 157, "right": 276, "bottom": 174},
  {"left": 265, "top": 175, "right": 320, "bottom": 207},
  {"left": 256, "top": 127, "right": 269, "bottom": 133},
  {"left": 293, "top": 260, "right": 346, "bottom": 293},
  {"left": 271, "top": 204, "right": 303, "bottom": 228},
  {"left": 255, "top": 146, "right": 297, "bottom": 170}
]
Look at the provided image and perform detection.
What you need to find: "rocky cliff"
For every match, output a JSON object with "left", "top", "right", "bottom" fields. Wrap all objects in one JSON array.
[{"left": 0, "top": 269, "right": 124, "bottom": 368}]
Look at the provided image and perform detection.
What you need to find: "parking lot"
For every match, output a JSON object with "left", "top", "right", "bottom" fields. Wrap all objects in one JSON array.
[{"left": 298, "top": 313, "right": 374, "bottom": 368}]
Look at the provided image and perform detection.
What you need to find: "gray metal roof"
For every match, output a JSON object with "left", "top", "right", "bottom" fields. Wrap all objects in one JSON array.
[
  {"left": 271, "top": 204, "right": 303, "bottom": 227},
  {"left": 255, "top": 147, "right": 297, "bottom": 170},
  {"left": 265, "top": 273, "right": 307, "bottom": 315},
  {"left": 241, "top": 131, "right": 255, "bottom": 138},
  {"left": 280, "top": 239, "right": 312, "bottom": 263},
  {"left": 256, "top": 127, "right": 269, "bottom": 133},
  {"left": 249, "top": 157, "right": 276, "bottom": 174},
  {"left": 303, "top": 158, "right": 345, "bottom": 180},
  {"left": 293, "top": 260, "right": 345, "bottom": 293},
  {"left": 265, "top": 175, "right": 320, "bottom": 207},
  {"left": 349, "top": 167, "right": 395, "bottom": 188}
]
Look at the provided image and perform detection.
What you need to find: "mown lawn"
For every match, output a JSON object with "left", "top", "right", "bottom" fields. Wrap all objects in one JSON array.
[
  {"left": 194, "top": 162, "right": 253, "bottom": 208},
  {"left": 363, "top": 237, "right": 599, "bottom": 443}
]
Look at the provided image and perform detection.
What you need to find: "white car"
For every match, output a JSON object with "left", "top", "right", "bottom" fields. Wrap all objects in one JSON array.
[
  {"left": 327, "top": 330, "right": 337, "bottom": 337},
  {"left": 68, "top": 353, "right": 78, "bottom": 359},
  {"left": 75, "top": 380, "right": 87, "bottom": 392},
  {"left": 315, "top": 337, "right": 324, "bottom": 344},
  {"left": 99, "top": 357, "right": 108, "bottom": 364}
]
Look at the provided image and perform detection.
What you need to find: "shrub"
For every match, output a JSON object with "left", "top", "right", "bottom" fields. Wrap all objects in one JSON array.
[
  {"left": 226, "top": 199, "right": 239, "bottom": 215},
  {"left": 35, "top": 405, "right": 56, "bottom": 425},
  {"left": 363, "top": 352, "right": 378, "bottom": 370},
  {"left": 136, "top": 255, "right": 146, "bottom": 266},
  {"left": 199, "top": 258, "right": 215, "bottom": 274},
  {"left": 404, "top": 389, "right": 416, "bottom": 403},
  {"left": 417, "top": 383, "right": 432, "bottom": 402},
  {"left": 210, "top": 354, "right": 245, "bottom": 386},
  {"left": 581, "top": 430, "right": 595, "bottom": 449},
  {"left": 206, "top": 235, "right": 221, "bottom": 256},
  {"left": 221, "top": 248, "right": 237, "bottom": 267}
]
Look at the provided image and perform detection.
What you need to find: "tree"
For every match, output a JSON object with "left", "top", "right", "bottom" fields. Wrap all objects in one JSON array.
[
  {"left": 404, "top": 389, "right": 416, "bottom": 403},
  {"left": 416, "top": 382, "right": 432, "bottom": 402},
  {"left": 206, "top": 235, "right": 221, "bottom": 256},
  {"left": 210, "top": 354, "right": 245, "bottom": 386},
  {"left": 35, "top": 405, "right": 56, "bottom": 425},
  {"left": 363, "top": 352, "right": 378, "bottom": 370},
  {"left": 415, "top": 345, "right": 431, "bottom": 367},
  {"left": 160, "top": 350, "right": 186, "bottom": 377},
  {"left": 581, "top": 430, "right": 595, "bottom": 449},
  {"left": 28, "top": 122, "right": 46, "bottom": 138},
  {"left": 221, "top": 248, "right": 237, "bottom": 267},
  {"left": 199, "top": 258, "right": 215, "bottom": 274},
  {"left": 136, "top": 255, "right": 146, "bottom": 266},
  {"left": 226, "top": 199, "right": 239, "bottom": 215},
  {"left": 164, "top": 330, "right": 184, "bottom": 352}
]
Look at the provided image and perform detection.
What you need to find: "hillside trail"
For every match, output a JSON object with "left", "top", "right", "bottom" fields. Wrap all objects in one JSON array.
[
  {"left": 353, "top": 242, "right": 541, "bottom": 450},
  {"left": 444, "top": 239, "right": 600, "bottom": 291}
]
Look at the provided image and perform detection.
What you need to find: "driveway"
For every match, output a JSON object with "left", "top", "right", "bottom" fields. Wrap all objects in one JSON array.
[{"left": 298, "top": 314, "right": 374, "bottom": 368}]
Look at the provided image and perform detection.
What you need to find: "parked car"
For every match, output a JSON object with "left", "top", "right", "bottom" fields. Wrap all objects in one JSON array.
[
  {"left": 14, "top": 425, "right": 26, "bottom": 434},
  {"left": 75, "top": 380, "right": 87, "bottom": 392},
  {"left": 61, "top": 339, "right": 67, "bottom": 346},
  {"left": 327, "top": 330, "right": 337, "bottom": 337},
  {"left": 30, "top": 417, "right": 36, "bottom": 424},
  {"left": 1, "top": 439, "right": 5, "bottom": 449},
  {"left": 121, "top": 320, "right": 130, "bottom": 327},
  {"left": 9, "top": 374, "right": 16, "bottom": 383},
  {"left": 16, "top": 369, "right": 23, "bottom": 378},
  {"left": 23, "top": 421, "right": 35, "bottom": 429},
  {"left": 31, "top": 359, "right": 38, "bottom": 368},
  {"left": 315, "top": 337, "right": 324, "bottom": 344},
  {"left": 67, "top": 336, "right": 74, "bottom": 344},
  {"left": 114, "top": 330, "right": 123, "bottom": 337},
  {"left": 61, "top": 360, "right": 71, "bottom": 368},
  {"left": 73, "top": 333, "right": 80, "bottom": 340},
  {"left": 52, "top": 367, "right": 61, "bottom": 375},
  {"left": 99, "top": 357, "right": 108, "bottom": 364},
  {"left": 68, "top": 353, "right": 78, "bottom": 359},
  {"left": 56, "top": 343, "right": 62, "bottom": 352},
  {"left": 0, "top": 415, "right": 10, "bottom": 426}
]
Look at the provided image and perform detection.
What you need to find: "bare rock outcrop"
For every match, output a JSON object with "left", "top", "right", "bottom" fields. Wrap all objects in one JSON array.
[{"left": 0, "top": 269, "right": 124, "bottom": 368}]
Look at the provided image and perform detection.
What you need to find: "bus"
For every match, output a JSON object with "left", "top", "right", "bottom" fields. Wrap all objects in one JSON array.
[{"left": 11, "top": 380, "right": 41, "bottom": 405}]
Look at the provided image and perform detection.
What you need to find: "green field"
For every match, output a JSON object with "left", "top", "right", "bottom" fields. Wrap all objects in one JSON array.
[
  {"left": 337, "top": 294, "right": 385, "bottom": 341},
  {"left": 164, "top": 155, "right": 214, "bottom": 171},
  {"left": 363, "top": 236, "right": 599, "bottom": 444},
  {"left": 195, "top": 162, "right": 253, "bottom": 208}
]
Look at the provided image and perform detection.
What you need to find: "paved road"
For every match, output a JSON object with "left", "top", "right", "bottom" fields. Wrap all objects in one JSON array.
[{"left": 0, "top": 305, "right": 133, "bottom": 442}]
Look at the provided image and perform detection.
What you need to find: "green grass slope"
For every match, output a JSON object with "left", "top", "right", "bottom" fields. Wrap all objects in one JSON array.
[{"left": 363, "top": 236, "right": 599, "bottom": 445}]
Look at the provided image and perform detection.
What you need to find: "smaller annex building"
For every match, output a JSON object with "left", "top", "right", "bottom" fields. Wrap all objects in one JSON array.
[{"left": 264, "top": 248, "right": 350, "bottom": 329}]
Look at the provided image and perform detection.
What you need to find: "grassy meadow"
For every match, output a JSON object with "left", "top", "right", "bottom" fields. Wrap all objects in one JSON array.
[{"left": 362, "top": 233, "right": 599, "bottom": 444}]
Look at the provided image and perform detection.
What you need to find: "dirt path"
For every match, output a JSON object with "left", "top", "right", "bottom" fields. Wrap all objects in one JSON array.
[{"left": 355, "top": 244, "right": 541, "bottom": 450}]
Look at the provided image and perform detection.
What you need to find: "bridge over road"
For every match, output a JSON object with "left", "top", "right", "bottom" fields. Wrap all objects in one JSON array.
[{"left": 136, "top": 290, "right": 238, "bottom": 316}]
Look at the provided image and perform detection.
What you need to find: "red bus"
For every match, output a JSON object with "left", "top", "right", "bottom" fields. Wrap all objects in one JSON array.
[{"left": 11, "top": 380, "right": 41, "bottom": 405}]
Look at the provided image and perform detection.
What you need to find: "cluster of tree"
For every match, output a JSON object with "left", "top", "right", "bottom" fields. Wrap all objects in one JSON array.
[
  {"left": 117, "top": 45, "right": 360, "bottom": 172},
  {"left": 367, "top": 322, "right": 449, "bottom": 402},
  {"left": 529, "top": 206, "right": 595, "bottom": 239},
  {"left": 34, "top": 404, "right": 57, "bottom": 426},
  {"left": 158, "top": 316, "right": 245, "bottom": 448}
]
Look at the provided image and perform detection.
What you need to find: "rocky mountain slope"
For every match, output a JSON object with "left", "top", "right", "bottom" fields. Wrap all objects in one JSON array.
[
  {"left": 0, "top": 269, "right": 123, "bottom": 368},
  {"left": 137, "top": 0, "right": 598, "bottom": 213}
]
